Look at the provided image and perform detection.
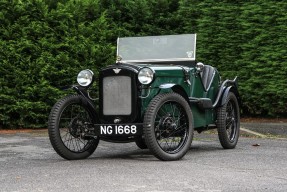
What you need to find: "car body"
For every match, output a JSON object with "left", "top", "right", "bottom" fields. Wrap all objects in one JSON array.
[{"left": 48, "top": 34, "right": 240, "bottom": 161}]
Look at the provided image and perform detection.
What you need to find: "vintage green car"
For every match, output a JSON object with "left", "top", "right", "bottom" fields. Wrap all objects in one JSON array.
[{"left": 48, "top": 34, "right": 240, "bottom": 161}]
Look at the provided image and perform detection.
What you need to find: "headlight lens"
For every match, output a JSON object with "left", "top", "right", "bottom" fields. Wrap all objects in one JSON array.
[
  {"left": 77, "top": 69, "right": 94, "bottom": 87},
  {"left": 138, "top": 67, "right": 154, "bottom": 85}
]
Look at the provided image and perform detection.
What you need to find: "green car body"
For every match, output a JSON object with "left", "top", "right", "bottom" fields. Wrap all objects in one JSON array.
[
  {"left": 139, "top": 64, "right": 221, "bottom": 128},
  {"left": 48, "top": 34, "right": 240, "bottom": 161}
]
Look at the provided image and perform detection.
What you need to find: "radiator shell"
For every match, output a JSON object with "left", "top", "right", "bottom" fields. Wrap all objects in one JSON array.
[
  {"left": 103, "top": 76, "right": 132, "bottom": 115},
  {"left": 99, "top": 65, "right": 140, "bottom": 123}
]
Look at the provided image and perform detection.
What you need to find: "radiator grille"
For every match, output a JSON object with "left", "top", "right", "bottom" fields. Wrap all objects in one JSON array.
[{"left": 103, "top": 76, "right": 132, "bottom": 115}]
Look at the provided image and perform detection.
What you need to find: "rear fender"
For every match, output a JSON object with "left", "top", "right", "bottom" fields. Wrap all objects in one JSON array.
[
  {"left": 212, "top": 77, "right": 240, "bottom": 108},
  {"left": 220, "top": 85, "right": 240, "bottom": 107}
]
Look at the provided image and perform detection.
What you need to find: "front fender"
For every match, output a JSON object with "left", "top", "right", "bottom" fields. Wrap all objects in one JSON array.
[
  {"left": 158, "top": 83, "right": 176, "bottom": 94},
  {"left": 72, "top": 85, "right": 90, "bottom": 98},
  {"left": 159, "top": 83, "right": 176, "bottom": 89},
  {"left": 158, "top": 83, "right": 189, "bottom": 103},
  {"left": 72, "top": 86, "right": 99, "bottom": 122}
]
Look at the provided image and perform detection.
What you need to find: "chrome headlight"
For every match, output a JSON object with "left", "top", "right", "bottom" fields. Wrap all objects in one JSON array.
[
  {"left": 77, "top": 69, "right": 94, "bottom": 87},
  {"left": 138, "top": 67, "right": 154, "bottom": 85}
]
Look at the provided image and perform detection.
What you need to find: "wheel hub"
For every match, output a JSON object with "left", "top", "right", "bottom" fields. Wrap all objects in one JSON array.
[
  {"left": 159, "top": 115, "right": 178, "bottom": 137},
  {"left": 69, "top": 117, "right": 84, "bottom": 138}
]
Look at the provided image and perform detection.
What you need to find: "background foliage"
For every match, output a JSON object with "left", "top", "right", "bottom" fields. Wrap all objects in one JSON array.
[{"left": 1, "top": 0, "right": 286, "bottom": 128}]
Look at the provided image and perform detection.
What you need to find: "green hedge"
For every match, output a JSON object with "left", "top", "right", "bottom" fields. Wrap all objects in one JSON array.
[
  {"left": 0, "top": 0, "right": 115, "bottom": 128},
  {"left": 1, "top": 0, "right": 287, "bottom": 128}
]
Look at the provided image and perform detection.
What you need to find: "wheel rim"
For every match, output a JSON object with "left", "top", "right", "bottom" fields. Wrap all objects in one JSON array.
[
  {"left": 154, "top": 101, "right": 189, "bottom": 154},
  {"left": 58, "top": 104, "right": 94, "bottom": 153},
  {"left": 225, "top": 99, "right": 238, "bottom": 142}
]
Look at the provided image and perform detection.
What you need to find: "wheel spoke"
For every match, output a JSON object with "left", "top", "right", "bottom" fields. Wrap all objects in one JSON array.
[
  {"left": 155, "top": 101, "right": 188, "bottom": 153},
  {"left": 165, "top": 124, "right": 187, "bottom": 138},
  {"left": 226, "top": 119, "right": 233, "bottom": 127},
  {"left": 58, "top": 104, "right": 93, "bottom": 153},
  {"left": 225, "top": 100, "right": 237, "bottom": 141},
  {"left": 216, "top": 93, "right": 240, "bottom": 149}
]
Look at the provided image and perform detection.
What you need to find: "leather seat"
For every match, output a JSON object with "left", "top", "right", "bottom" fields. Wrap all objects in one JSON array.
[{"left": 201, "top": 65, "right": 215, "bottom": 91}]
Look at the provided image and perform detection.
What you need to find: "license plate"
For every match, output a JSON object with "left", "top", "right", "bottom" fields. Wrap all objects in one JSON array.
[{"left": 94, "top": 124, "right": 143, "bottom": 136}]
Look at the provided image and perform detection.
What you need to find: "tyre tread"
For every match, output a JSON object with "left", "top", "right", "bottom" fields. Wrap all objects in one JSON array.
[
  {"left": 216, "top": 92, "right": 240, "bottom": 149},
  {"left": 143, "top": 93, "right": 193, "bottom": 161},
  {"left": 48, "top": 95, "right": 98, "bottom": 160}
]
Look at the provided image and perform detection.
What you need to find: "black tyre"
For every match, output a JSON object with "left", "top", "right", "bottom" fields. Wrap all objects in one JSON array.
[
  {"left": 135, "top": 137, "right": 148, "bottom": 149},
  {"left": 143, "top": 93, "right": 194, "bottom": 161},
  {"left": 217, "top": 92, "right": 240, "bottom": 149},
  {"left": 48, "top": 95, "right": 99, "bottom": 160}
]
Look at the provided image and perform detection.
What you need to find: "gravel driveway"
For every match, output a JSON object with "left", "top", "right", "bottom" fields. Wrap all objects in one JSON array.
[{"left": 0, "top": 129, "right": 287, "bottom": 192}]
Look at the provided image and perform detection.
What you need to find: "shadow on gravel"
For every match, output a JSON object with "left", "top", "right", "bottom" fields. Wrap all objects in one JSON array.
[{"left": 86, "top": 138, "right": 223, "bottom": 162}]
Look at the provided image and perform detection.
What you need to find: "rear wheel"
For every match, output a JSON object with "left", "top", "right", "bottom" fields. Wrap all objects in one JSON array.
[
  {"left": 48, "top": 95, "right": 99, "bottom": 160},
  {"left": 217, "top": 92, "right": 240, "bottom": 149},
  {"left": 143, "top": 93, "right": 194, "bottom": 161}
]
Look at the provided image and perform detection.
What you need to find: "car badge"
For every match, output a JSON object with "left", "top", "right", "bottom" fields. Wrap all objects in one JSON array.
[{"left": 113, "top": 68, "right": 121, "bottom": 74}]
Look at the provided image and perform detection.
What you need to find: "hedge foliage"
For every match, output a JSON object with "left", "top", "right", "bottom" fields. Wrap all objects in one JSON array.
[{"left": 0, "top": 0, "right": 287, "bottom": 128}]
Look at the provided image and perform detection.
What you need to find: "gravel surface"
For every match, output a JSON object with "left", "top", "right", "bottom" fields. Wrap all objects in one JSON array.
[
  {"left": 0, "top": 130, "right": 287, "bottom": 192},
  {"left": 241, "top": 122, "right": 287, "bottom": 137}
]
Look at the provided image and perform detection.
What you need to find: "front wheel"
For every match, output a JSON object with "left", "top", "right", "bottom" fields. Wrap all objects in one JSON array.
[
  {"left": 135, "top": 137, "right": 148, "bottom": 149},
  {"left": 216, "top": 92, "right": 240, "bottom": 149},
  {"left": 48, "top": 95, "right": 99, "bottom": 160},
  {"left": 143, "top": 93, "right": 194, "bottom": 161}
]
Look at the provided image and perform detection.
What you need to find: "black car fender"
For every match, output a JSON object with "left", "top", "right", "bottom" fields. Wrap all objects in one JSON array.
[
  {"left": 212, "top": 77, "right": 240, "bottom": 108},
  {"left": 72, "top": 85, "right": 100, "bottom": 123},
  {"left": 219, "top": 85, "right": 241, "bottom": 107},
  {"left": 220, "top": 86, "right": 234, "bottom": 106}
]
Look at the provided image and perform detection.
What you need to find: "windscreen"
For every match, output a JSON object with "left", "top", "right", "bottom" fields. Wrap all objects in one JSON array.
[{"left": 117, "top": 34, "right": 196, "bottom": 63}]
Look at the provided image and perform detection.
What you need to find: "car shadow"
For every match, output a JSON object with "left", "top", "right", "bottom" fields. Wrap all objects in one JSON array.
[{"left": 86, "top": 140, "right": 223, "bottom": 162}]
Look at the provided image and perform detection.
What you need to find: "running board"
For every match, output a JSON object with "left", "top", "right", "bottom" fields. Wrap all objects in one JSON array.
[{"left": 189, "top": 97, "right": 213, "bottom": 109}]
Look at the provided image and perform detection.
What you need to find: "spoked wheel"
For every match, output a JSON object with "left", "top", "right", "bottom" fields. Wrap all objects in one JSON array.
[
  {"left": 144, "top": 93, "right": 194, "bottom": 161},
  {"left": 217, "top": 92, "right": 240, "bottom": 149},
  {"left": 48, "top": 95, "right": 99, "bottom": 160}
]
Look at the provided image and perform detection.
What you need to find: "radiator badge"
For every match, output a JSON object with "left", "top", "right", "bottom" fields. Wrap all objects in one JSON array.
[{"left": 113, "top": 68, "right": 121, "bottom": 74}]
